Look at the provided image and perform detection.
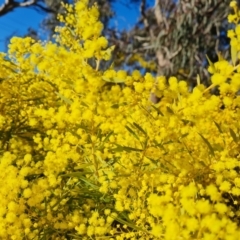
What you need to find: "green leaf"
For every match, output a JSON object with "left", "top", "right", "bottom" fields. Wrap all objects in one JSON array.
[
  {"left": 181, "top": 141, "right": 194, "bottom": 160},
  {"left": 217, "top": 51, "right": 224, "bottom": 61},
  {"left": 2, "top": 63, "right": 17, "bottom": 73},
  {"left": 213, "top": 121, "right": 223, "bottom": 134},
  {"left": 111, "top": 102, "right": 127, "bottom": 109},
  {"left": 80, "top": 101, "right": 89, "bottom": 107},
  {"left": 179, "top": 133, "right": 189, "bottom": 140},
  {"left": 145, "top": 156, "right": 157, "bottom": 164},
  {"left": 102, "top": 45, "right": 115, "bottom": 60},
  {"left": 143, "top": 137, "right": 149, "bottom": 148},
  {"left": 75, "top": 123, "right": 89, "bottom": 132},
  {"left": 102, "top": 76, "right": 125, "bottom": 83},
  {"left": 111, "top": 144, "right": 143, "bottom": 152},
  {"left": 111, "top": 103, "right": 119, "bottom": 108},
  {"left": 125, "top": 126, "right": 140, "bottom": 140},
  {"left": 74, "top": 163, "right": 94, "bottom": 170},
  {"left": 102, "top": 131, "right": 114, "bottom": 144},
  {"left": 181, "top": 119, "right": 191, "bottom": 125},
  {"left": 55, "top": 91, "right": 72, "bottom": 105},
  {"left": 212, "top": 143, "right": 224, "bottom": 152},
  {"left": 229, "top": 128, "right": 238, "bottom": 143},
  {"left": 132, "top": 122, "right": 147, "bottom": 136},
  {"left": 61, "top": 171, "right": 93, "bottom": 178},
  {"left": 111, "top": 216, "right": 144, "bottom": 232},
  {"left": 162, "top": 140, "right": 173, "bottom": 145},
  {"left": 198, "top": 133, "right": 215, "bottom": 156},
  {"left": 196, "top": 74, "right": 201, "bottom": 85},
  {"left": 102, "top": 77, "right": 112, "bottom": 82},
  {"left": 112, "top": 77, "right": 125, "bottom": 83},
  {"left": 231, "top": 43, "right": 239, "bottom": 66},
  {"left": 78, "top": 176, "right": 99, "bottom": 189},
  {"left": 62, "top": 79, "right": 74, "bottom": 85},
  {"left": 66, "top": 26, "right": 76, "bottom": 37},
  {"left": 42, "top": 79, "right": 58, "bottom": 91},
  {"left": 153, "top": 140, "right": 165, "bottom": 149},
  {"left": 166, "top": 106, "right": 174, "bottom": 114},
  {"left": 117, "top": 174, "right": 131, "bottom": 177},
  {"left": 198, "top": 160, "right": 207, "bottom": 167},
  {"left": 206, "top": 55, "right": 216, "bottom": 73},
  {"left": 151, "top": 105, "right": 164, "bottom": 116}
]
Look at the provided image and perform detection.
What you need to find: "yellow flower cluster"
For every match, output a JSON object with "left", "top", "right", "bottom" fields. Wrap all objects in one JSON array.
[{"left": 1, "top": 0, "right": 240, "bottom": 239}]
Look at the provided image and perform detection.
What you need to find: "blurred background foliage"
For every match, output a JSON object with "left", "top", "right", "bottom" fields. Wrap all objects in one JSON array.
[{"left": 0, "top": 0, "right": 238, "bottom": 87}]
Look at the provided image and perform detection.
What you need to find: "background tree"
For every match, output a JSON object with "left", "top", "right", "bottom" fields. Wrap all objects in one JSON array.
[
  {"left": 0, "top": 0, "right": 63, "bottom": 16},
  {"left": 110, "top": 0, "right": 234, "bottom": 88}
]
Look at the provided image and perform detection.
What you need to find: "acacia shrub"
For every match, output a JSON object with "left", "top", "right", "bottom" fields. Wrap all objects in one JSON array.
[{"left": 0, "top": 0, "right": 240, "bottom": 239}]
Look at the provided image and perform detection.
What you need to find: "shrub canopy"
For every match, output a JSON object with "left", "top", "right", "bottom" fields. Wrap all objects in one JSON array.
[{"left": 1, "top": 0, "right": 240, "bottom": 239}]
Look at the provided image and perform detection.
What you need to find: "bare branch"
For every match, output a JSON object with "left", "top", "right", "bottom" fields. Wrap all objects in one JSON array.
[
  {"left": 0, "top": 0, "right": 54, "bottom": 17},
  {"left": 140, "top": 0, "right": 155, "bottom": 40},
  {"left": 19, "top": 0, "right": 37, "bottom": 7},
  {"left": 33, "top": 3, "right": 56, "bottom": 13}
]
